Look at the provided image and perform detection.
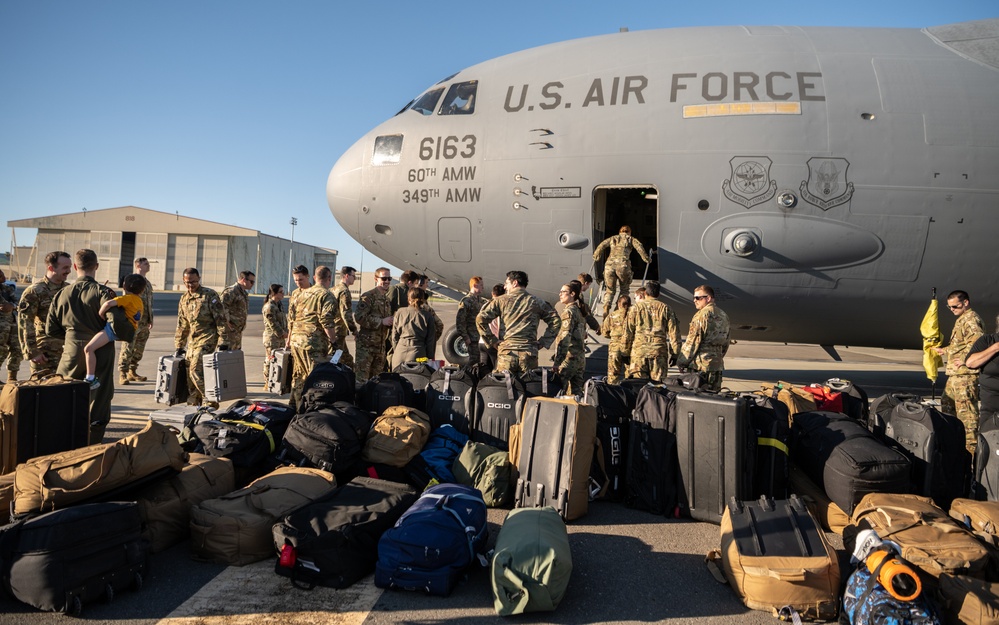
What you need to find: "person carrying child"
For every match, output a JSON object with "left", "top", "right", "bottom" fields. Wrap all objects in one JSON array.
[{"left": 83, "top": 273, "right": 145, "bottom": 390}]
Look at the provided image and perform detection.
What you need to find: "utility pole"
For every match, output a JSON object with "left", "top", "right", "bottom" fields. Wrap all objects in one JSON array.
[{"left": 287, "top": 217, "right": 297, "bottom": 288}]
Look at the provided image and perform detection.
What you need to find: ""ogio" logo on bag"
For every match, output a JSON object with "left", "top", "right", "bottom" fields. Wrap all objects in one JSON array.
[{"left": 487, "top": 402, "right": 511, "bottom": 409}]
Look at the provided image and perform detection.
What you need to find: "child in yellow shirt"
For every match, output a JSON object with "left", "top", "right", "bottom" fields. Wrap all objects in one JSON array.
[{"left": 84, "top": 273, "right": 146, "bottom": 390}]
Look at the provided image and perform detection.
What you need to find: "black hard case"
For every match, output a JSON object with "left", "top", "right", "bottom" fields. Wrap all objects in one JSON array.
[
  {"left": 514, "top": 397, "right": 597, "bottom": 520},
  {"left": 625, "top": 385, "right": 681, "bottom": 516},
  {"left": 154, "top": 354, "right": 189, "bottom": 406},
  {"left": 0, "top": 502, "right": 149, "bottom": 615},
  {"left": 973, "top": 411, "right": 999, "bottom": 501},
  {"left": 425, "top": 366, "right": 476, "bottom": 433},
  {"left": 674, "top": 392, "right": 756, "bottom": 524},
  {"left": 467, "top": 371, "right": 525, "bottom": 451},
  {"left": 790, "top": 411, "right": 912, "bottom": 515},
  {"left": 878, "top": 401, "right": 970, "bottom": 509},
  {"left": 0, "top": 377, "right": 90, "bottom": 474},
  {"left": 272, "top": 476, "right": 418, "bottom": 589}
]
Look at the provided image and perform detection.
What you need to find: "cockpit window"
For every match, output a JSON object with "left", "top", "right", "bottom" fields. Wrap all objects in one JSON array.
[
  {"left": 409, "top": 87, "right": 444, "bottom": 116},
  {"left": 372, "top": 134, "right": 403, "bottom": 166},
  {"left": 439, "top": 80, "right": 478, "bottom": 116}
]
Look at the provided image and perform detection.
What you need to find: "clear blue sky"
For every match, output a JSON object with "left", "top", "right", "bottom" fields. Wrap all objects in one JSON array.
[{"left": 2, "top": 1, "right": 995, "bottom": 270}]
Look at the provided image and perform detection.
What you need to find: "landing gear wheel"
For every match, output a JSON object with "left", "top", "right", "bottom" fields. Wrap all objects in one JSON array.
[{"left": 442, "top": 327, "right": 471, "bottom": 366}]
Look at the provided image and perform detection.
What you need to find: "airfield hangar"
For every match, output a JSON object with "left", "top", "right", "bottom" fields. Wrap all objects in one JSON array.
[{"left": 6, "top": 206, "right": 337, "bottom": 293}]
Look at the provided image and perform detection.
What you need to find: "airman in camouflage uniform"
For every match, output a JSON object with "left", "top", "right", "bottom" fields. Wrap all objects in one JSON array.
[
  {"left": 627, "top": 281, "right": 681, "bottom": 383},
  {"left": 602, "top": 295, "right": 633, "bottom": 385},
  {"left": 0, "top": 272, "right": 21, "bottom": 383},
  {"left": 261, "top": 283, "right": 288, "bottom": 379},
  {"left": 289, "top": 266, "right": 338, "bottom": 408},
  {"left": 46, "top": 249, "right": 117, "bottom": 443},
  {"left": 676, "top": 285, "right": 730, "bottom": 393},
  {"left": 117, "top": 257, "right": 154, "bottom": 384},
  {"left": 353, "top": 267, "right": 394, "bottom": 383},
  {"left": 476, "top": 270, "right": 561, "bottom": 378},
  {"left": 593, "top": 225, "right": 652, "bottom": 317},
  {"left": 17, "top": 251, "right": 71, "bottom": 376},
  {"left": 456, "top": 276, "right": 486, "bottom": 366},
  {"left": 330, "top": 266, "right": 358, "bottom": 368},
  {"left": 174, "top": 268, "right": 228, "bottom": 408},
  {"left": 220, "top": 270, "right": 255, "bottom": 350},
  {"left": 934, "top": 290, "right": 985, "bottom": 452},
  {"left": 553, "top": 284, "right": 587, "bottom": 394}
]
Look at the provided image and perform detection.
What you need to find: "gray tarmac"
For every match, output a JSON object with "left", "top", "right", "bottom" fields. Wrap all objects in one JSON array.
[{"left": 0, "top": 294, "right": 936, "bottom": 624}]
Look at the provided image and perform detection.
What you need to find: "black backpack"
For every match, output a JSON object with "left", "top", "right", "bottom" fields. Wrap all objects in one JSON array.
[
  {"left": 522, "top": 367, "right": 562, "bottom": 398},
  {"left": 277, "top": 402, "right": 374, "bottom": 479},
  {"left": 392, "top": 361, "right": 436, "bottom": 409},
  {"left": 357, "top": 373, "right": 416, "bottom": 415},
  {"left": 467, "top": 371, "right": 526, "bottom": 451},
  {"left": 299, "top": 362, "right": 356, "bottom": 413},
  {"left": 425, "top": 366, "right": 477, "bottom": 433}
]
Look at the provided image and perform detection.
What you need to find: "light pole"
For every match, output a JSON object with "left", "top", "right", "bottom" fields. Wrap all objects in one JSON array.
[{"left": 288, "top": 217, "right": 297, "bottom": 288}]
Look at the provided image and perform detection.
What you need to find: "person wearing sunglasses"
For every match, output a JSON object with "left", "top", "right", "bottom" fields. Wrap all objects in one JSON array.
[
  {"left": 933, "top": 290, "right": 985, "bottom": 452},
  {"left": 353, "top": 267, "right": 395, "bottom": 383},
  {"left": 676, "top": 285, "right": 730, "bottom": 392}
]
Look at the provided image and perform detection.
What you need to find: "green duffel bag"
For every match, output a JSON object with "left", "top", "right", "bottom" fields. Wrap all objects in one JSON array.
[
  {"left": 453, "top": 440, "right": 513, "bottom": 507},
  {"left": 491, "top": 507, "right": 572, "bottom": 616}
]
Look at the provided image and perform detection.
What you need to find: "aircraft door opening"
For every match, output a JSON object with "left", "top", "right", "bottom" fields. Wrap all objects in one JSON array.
[{"left": 591, "top": 186, "right": 659, "bottom": 285}]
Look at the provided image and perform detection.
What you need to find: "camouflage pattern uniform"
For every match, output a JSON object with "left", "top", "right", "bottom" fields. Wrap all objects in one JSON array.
[
  {"left": 353, "top": 287, "right": 392, "bottom": 383},
  {"left": 331, "top": 282, "right": 357, "bottom": 368},
  {"left": 46, "top": 277, "right": 116, "bottom": 443},
  {"left": 456, "top": 291, "right": 486, "bottom": 366},
  {"left": 476, "top": 286, "right": 561, "bottom": 378},
  {"left": 677, "top": 303, "right": 731, "bottom": 393},
  {"left": 17, "top": 277, "right": 65, "bottom": 376},
  {"left": 289, "top": 283, "right": 337, "bottom": 408},
  {"left": 175, "top": 285, "right": 227, "bottom": 407},
  {"left": 220, "top": 281, "right": 249, "bottom": 349},
  {"left": 603, "top": 306, "right": 634, "bottom": 385},
  {"left": 941, "top": 307, "right": 985, "bottom": 452},
  {"left": 554, "top": 301, "right": 586, "bottom": 394},
  {"left": 593, "top": 233, "right": 651, "bottom": 317},
  {"left": 261, "top": 298, "right": 288, "bottom": 379},
  {"left": 0, "top": 283, "right": 21, "bottom": 380},
  {"left": 117, "top": 275, "right": 153, "bottom": 380},
  {"left": 627, "top": 298, "right": 681, "bottom": 383}
]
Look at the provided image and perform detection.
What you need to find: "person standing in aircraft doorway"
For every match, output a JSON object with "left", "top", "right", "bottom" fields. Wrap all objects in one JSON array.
[{"left": 593, "top": 225, "right": 652, "bottom": 318}]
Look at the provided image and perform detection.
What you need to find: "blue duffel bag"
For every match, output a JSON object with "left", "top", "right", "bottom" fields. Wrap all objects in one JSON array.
[{"left": 374, "top": 483, "right": 488, "bottom": 596}]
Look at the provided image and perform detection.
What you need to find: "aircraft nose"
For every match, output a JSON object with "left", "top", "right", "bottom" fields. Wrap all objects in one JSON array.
[{"left": 327, "top": 139, "right": 364, "bottom": 239}]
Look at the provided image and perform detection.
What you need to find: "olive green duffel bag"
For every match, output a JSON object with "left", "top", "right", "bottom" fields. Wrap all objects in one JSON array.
[
  {"left": 491, "top": 506, "right": 572, "bottom": 616},
  {"left": 452, "top": 440, "right": 514, "bottom": 508}
]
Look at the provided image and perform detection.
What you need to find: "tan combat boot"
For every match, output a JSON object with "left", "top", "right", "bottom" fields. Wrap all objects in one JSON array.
[
  {"left": 118, "top": 371, "right": 129, "bottom": 385},
  {"left": 127, "top": 370, "right": 147, "bottom": 382}
]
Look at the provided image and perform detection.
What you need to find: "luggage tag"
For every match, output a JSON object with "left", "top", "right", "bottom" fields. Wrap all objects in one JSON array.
[{"left": 331, "top": 349, "right": 343, "bottom": 364}]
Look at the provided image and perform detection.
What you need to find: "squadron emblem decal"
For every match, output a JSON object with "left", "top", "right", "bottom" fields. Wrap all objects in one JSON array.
[
  {"left": 722, "top": 157, "right": 777, "bottom": 208},
  {"left": 800, "top": 157, "right": 854, "bottom": 210}
]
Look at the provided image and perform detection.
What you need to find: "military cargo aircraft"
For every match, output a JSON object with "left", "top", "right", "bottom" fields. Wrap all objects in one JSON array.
[{"left": 327, "top": 19, "right": 999, "bottom": 353}]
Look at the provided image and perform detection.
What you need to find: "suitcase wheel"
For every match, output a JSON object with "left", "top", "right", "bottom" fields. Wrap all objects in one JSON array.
[{"left": 105, "top": 583, "right": 115, "bottom": 603}]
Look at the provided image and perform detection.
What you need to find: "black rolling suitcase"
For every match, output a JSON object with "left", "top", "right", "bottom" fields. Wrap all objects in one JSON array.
[
  {"left": 625, "top": 385, "right": 681, "bottom": 516},
  {"left": 425, "top": 366, "right": 476, "bottom": 433},
  {"left": 357, "top": 373, "right": 415, "bottom": 415},
  {"left": 272, "top": 476, "right": 418, "bottom": 589},
  {"left": 392, "top": 361, "right": 435, "bottom": 409},
  {"left": 824, "top": 377, "right": 869, "bottom": 422},
  {"left": 467, "top": 371, "right": 525, "bottom": 451},
  {"left": 675, "top": 392, "right": 756, "bottom": 524},
  {"left": 515, "top": 397, "right": 597, "bottom": 520},
  {"left": 973, "top": 411, "right": 999, "bottom": 501},
  {"left": 583, "top": 378, "right": 636, "bottom": 501},
  {"left": 790, "top": 411, "right": 912, "bottom": 515},
  {"left": 0, "top": 501, "right": 149, "bottom": 615},
  {"left": 298, "top": 361, "right": 356, "bottom": 413},
  {"left": 154, "top": 354, "right": 188, "bottom": 406},
  {"left": 744, "top": 393, "right": 791, "bottom": 499},
  {"left": 0, "top": 375, "right": 90, "bottom": 474},
  {"left": 522, "top": 367, "right": 561, "bottom": 398},
  {"left": 875, "top": 400, "right": 970, "bottom": 509}
]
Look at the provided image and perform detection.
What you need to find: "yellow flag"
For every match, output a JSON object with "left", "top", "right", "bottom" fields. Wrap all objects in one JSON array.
[{"left": 921, "top": 298, "right": 943, "bottom": 381}]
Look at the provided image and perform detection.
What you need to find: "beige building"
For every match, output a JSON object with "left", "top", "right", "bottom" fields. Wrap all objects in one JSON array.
[{"left": 7, "top": 206, "right": 336, "bottom": 293}]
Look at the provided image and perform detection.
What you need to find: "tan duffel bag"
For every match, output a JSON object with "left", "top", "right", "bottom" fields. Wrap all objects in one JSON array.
[
  {"left": 0, "top": 471, "right": 12, "bottom": 516},
  {"left": 12, "top": 420, "right": 188, "bottom": 515},
  {"left": 136, "top": 453, "right": 236, "bottom": 553},
  {"left": 361, "top": 406, "right": 431, "bottom": 467},
  {"left": 189, "top": 465, "right": 337, "bottom": 566},
  {"left": 851, "top": 493, "right": 991, "bottom": 579},
  {"left": 789, "top": 464, "right": 850, "bottom": 535},
  {"left": 935, "top": 573, "right": 999, "bottom": 625}
]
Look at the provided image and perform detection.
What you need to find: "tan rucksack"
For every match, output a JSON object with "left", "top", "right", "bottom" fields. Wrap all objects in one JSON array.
[
  {"left": 758, "top": 382, "right": 817, "bottom": 416},
  {"left": 935, "top": 573, "right": 999, "bottom": 625},
  {"left": 189, "top": 465, "right": 337, "bottom": 566},
  {"left": 851, "top": 493, "right": 991, "bottom": 579},
  {"left": 12, "top": 420, "right": 188, "bottom": 515},
  {"left": 361, "top": 406, "right": 431, "bottom": 467},
  {"left": 789, "top": 464, "right": 850, "bottom": 535}
]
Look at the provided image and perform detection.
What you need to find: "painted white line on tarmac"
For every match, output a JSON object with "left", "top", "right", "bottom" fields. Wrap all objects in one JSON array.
[{"left": 157, "top": 559, "right": 382, "bottom": 625}]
